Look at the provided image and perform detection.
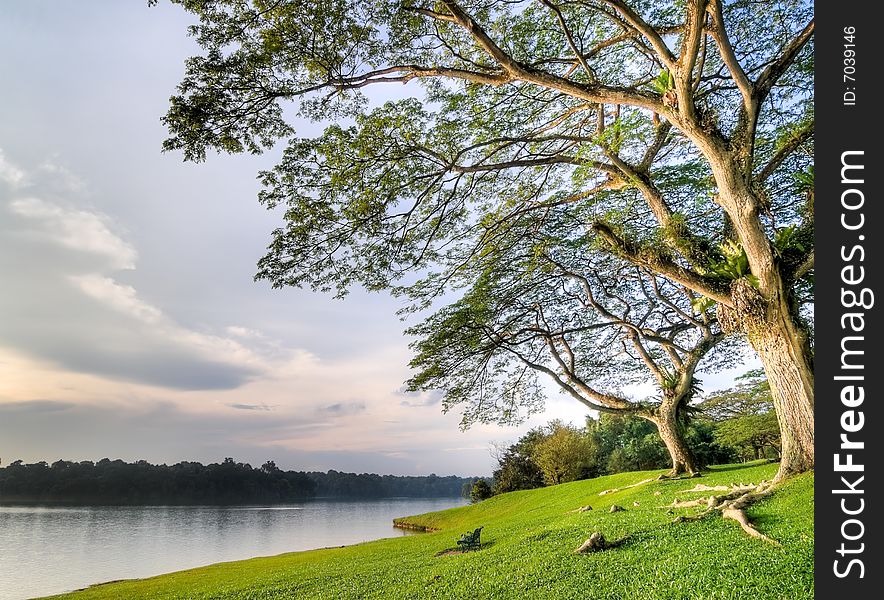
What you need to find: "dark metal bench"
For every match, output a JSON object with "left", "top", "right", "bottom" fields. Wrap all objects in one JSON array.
[{"left": 456, "top": 526, "right": 483, "bottom": 551}]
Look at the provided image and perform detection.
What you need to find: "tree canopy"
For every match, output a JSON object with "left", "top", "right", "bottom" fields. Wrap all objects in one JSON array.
[
  {"left": 162, "top": 0, "right": 814, "bottom": 480},
  {"left": 699, "top": 370, "right": 780, "bottom": 461}
]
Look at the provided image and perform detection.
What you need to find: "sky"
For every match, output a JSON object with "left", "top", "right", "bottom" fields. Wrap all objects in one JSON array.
[{"left": 0, "top": 1, "right": 754, "bottom": 477}]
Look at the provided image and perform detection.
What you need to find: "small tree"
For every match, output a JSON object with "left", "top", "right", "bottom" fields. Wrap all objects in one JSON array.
[
  {"left": 530, "top": 421, "right": 595, "bottom": 485},
  {"left": 491, "top": 428, "right": 547, "bottom": 494},
  {"left": 469, "top": 478, "right": 493, "bottom": 503}
]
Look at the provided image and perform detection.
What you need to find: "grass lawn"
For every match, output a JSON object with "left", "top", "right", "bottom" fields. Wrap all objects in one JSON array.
[{"left": 44, "top": 461, "right": 813, "bottom": 600}]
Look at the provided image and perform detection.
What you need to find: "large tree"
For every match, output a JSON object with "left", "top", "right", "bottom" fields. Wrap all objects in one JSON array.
[
  {"left": 405, "top": 232, "right": 728, "bottom": 477},
  {"left": 163, "top": 0, "right": 814, "bottom": 480}
]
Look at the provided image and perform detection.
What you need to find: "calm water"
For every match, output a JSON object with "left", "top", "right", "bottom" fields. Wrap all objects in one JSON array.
[{"left": 0, "top": 498, "right": 467, "bottom": 600}]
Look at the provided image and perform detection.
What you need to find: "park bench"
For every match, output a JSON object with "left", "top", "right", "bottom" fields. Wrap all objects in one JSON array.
[{"left": 456, "top": 526, "right": 483, "bottom": 551}]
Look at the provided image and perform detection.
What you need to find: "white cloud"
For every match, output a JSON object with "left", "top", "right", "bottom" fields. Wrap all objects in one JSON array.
[
  {"left": 68, "top": 274, "right": 163, "bottom": 324},
  {"left": 66, "top": 273, "right": 281, "bottom": 376},
  {"left": 9, "top": 197, "right": 137, "bottom": 270},
  {"left": 0, "top": 149, "right": 27, "bottom": 187},
  {"left": 38, "top": 161, "right": 87, "bottom": 194},
  {"left": 225, "top": 326, "right": 264, "bottom": 339},
  {"left": 0, "top": 156, "right": 281, "bottom": 390}
]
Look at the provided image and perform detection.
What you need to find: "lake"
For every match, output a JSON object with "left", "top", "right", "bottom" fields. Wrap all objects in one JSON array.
[{"left": 0, "top": 497, "right": 467, "bottom": 600}]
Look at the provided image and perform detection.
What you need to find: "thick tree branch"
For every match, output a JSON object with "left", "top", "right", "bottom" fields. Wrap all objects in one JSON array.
[
  {"left": 708, "top": 0, "right": 752, "bottom": 108},
  {"left": 448, "top": 155, "right": 594, "bottom": 173},
  {"left": 584, "top": 25, "right": 684, "bottom": 61},
  {"left": 754, "top": 19, "right": 814, "bottom": 101},
  {"left": 675, "top": 0, "right": 708, "bottom": 122},
  {"left": 402, "top": 5, "right": 459, "bottom": 24},
  {"left": 592, "top": 221, "right": 732, "bottom": 306},
  {"left": 628, "top": 332, "right": 667, "bottom": 386},
  {"left": 793, "top": 250, "right": 814, "bottom": 281},
  {"left": 638, "top": 122, "right": 672, "bottom": 171},
  {"left": 440, "top": 1, "right": 670, "bottom": 115},
  {"left": 755, "top": 123, "right": 813, "bottom": 183},
  {"left": 323, "top": 64, "right": 510, "bottom": 90},
  {"left": 595, "top": 0, "right": 677, "bottom": 68},
  {"left": 604, "top": 148, "right": 713, "bottom": 268}
]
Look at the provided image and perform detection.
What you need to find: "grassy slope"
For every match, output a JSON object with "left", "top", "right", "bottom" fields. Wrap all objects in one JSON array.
[{"left": 44, "top": 462, "right": 813, "bottom": 600}]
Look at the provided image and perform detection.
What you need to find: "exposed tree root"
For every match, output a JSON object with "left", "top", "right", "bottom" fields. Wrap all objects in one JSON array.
[
  {"left": 663, "top": 482, "right": 780, "bottom": 545},
  {"left": 662, "top": 483, "right": 756, "bottom": 509},
  {"left": 682, "top": 483, "right": 731, "bottom": 493},
  {"left": 598, "top": 477, "right": 656, "bottom": 496},
  {"left": 722, "top": 507, "right": 777, "bottom": 544},
  {"left": 664, "top": 497, "right": 709, "bottom": 509},
  {"left": 574, "top": 531, "right": 630, "bottom": 553}
]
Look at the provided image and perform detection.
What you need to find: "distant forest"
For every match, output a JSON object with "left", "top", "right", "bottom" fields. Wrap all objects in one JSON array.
[{"left": 0, "top": 458, "right": 474, "bottom": 505}]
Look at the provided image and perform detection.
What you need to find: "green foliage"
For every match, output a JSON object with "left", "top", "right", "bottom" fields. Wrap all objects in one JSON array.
[
  {"left": 699, "top": 371, "right": 781, "bottom": 461},
  {"left": 0, "top": 460, "right": 473, "bottom": 504},
  {"left": 773, "top": 224, "right": 806, "bottom": 255},
  {"left": 587, "top": 414, "right": 668, "bottom": 474},
  {"left": 530, "top": 422, "right": 596, "bottom": 485},
  {"left": 649, "top": 68, "right": 676, "bottom": 95},
  {"left": 791, "top": 166, "right": 814, "bottom": 195},
  {"left": 683, "top": 420, "right": 738, "bottom": 467},
  {"left": 492, "top": 409, "right": 741, "bottom": 496},
  {"left": 469, "top": 478, "right": 493, "bottom": 503},
  {"left": 690, "top": 295, "right": 716, "bottom": 314},
  {"left": 707, "top": 241, "right": 759, "bottom": 288},
  {"left": 714, "top": 413, "right": 781, "bottom": 461},
  {"left": 0, "top": 458, "right": 316, "bottom": 505},
  {"left": 46, "top": 463, "right": 813, "bottom": 600},
  {"left": 491, "top": 428, "right": 546, "bottom": 494}
]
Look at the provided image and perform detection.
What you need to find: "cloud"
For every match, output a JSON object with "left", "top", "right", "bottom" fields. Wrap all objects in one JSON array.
[
  {"left": 69, "top": 275, "right": 163, "bottom": 323},
  {"left": 227, "top": 403, "right": 273, "bottom": 411},
  {"left": 9, "top": 197, "right": 137, "bottom": 270},
  {"left": 399, "top": 388, "right": 444, "bottom": 407},
  {"left": 0, "top": 149, "right": 27, "bottom": 187},
  {"left": 319, "top": 402, "right": 366, "bottom": 416},
  {"left": 0, "top": 154, "right": 275, "bottom": 390},
  {"left": 225, "top": 326, "right": 264, "bottom": 339},
  {"left": 0, "top": 400, "right": 75, "bottom": 413}
]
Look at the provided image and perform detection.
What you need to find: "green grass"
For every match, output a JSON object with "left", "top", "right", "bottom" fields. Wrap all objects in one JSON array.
[{"left": 43, "top": 462, "right": 813, "bottom": 600}]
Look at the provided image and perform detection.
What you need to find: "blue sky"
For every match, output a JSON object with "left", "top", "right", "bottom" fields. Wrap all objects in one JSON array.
[{"left": 0, "top": 1, "right": 754, "bottom": 476}]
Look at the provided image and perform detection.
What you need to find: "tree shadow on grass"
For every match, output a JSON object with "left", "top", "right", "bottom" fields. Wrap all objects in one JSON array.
[
  {"left": 434, "top": 541, "right": 495, "bottom": 557},
  {"left": 705, "top": 460, "right": 777, "bottom": 475}
]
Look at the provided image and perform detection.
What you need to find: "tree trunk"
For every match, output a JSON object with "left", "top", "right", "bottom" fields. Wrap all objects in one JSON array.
[
  {"left": 651, "top": 404, "right": 699, "bottom": 477},
  {"left": 749, "top": 320, "right": 814, "bottom": 481},
  {"left": 721, "top": 279, "right": 814, "bottom": 482}
]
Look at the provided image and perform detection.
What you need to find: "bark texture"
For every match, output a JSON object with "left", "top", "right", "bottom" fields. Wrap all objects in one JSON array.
[
  {"left": 748, "top": 315, "right": 814, "bottom": 480},
  {"left": 720, "top": 279, "right": 814, "bottom": 481},
  {"left": 650, "top": 406, "right": 699, "bottom": 477}
]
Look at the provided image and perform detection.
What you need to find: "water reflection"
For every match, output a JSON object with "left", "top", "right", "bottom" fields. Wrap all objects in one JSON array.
[{"left": 0, "top": 498, "right": 465, "bottom": 600}]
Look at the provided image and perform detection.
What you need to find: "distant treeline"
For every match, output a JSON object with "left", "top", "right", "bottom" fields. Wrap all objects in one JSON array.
[
  {"left": 0, "top": 458, "right": 474, "bottom": 505},
  {"left": 307, "top": 470, "right": 470, "bottom": 499}
]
